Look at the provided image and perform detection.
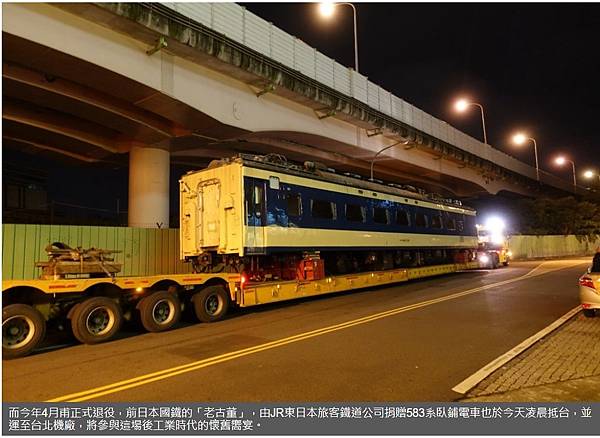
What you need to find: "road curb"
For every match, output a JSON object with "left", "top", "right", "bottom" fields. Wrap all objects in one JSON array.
[{"left": 452, "top": 305, "right": 582, "bottom": 395}]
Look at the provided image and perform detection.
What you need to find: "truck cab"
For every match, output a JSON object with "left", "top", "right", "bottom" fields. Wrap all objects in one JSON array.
[{"left": 476, "top": 218, "right": 511, "bottom": 269}]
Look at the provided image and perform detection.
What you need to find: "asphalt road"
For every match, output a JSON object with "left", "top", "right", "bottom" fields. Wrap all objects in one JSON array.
[{"left": 2, "top": 259, "right": 589, "bottom": 402}]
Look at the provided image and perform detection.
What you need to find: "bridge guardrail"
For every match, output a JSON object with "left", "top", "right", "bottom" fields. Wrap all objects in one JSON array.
[{"left": 161, "top": 3, "right": 573, "bottom": 192}]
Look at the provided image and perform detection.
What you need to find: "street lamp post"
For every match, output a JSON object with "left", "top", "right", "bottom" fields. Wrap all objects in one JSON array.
[
  {"left": 370, "top": 141, "right": 408, "bottom": 181},
  {"left": 453, "top": 99, "right": 488, "bottom": 144},
  {"left": 512, "top": 133, "right": 540, "bottom": 181},
  {"left": 555, "top": 156, "right": 577, "bottom": 188},
  {"left": 318, "top": 2, "right": 359, "bottom": 72}
]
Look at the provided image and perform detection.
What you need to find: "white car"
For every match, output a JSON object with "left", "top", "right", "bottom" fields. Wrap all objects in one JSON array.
[{"left": 578, "top": 270, "right": 600, "bottom": 317}]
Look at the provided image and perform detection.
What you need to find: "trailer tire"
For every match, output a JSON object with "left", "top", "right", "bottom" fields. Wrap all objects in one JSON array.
[
  {"left": 71, "top": 297, "right": 122, "bottom": 344},
  {"left": 139, "top": 292, "right": 181, "bottom": 332},
  {"left": 193, "top": 285, "right": 229, "bottom": 323},
  {"left": 2, "top": 304, "right": 46, "bottom": 359},
  {"left": 583, "top": 309, "right": 596, "bottom": 318}
]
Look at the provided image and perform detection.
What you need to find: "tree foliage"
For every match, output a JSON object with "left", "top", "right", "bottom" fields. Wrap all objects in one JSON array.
[{"left": 510, "top": 196, "right": 600, "bottom": 236}]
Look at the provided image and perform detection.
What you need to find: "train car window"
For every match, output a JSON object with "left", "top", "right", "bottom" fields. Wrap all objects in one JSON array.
[
  {"left": 373, "top": 207, "right": 389, "bottom": 224},
  {"left": 431, "top": 215, "right": 443, "bottom": 229},
  {"left": 253, "top": 186, "right": 263, "bottom": 205},
  {"left": 311, "top": 199, "right": 336, "bottom": 220},
  {"left": 446, "top": 217, "right": 456, "bottom": 231},
  {"left": 286, "top": 193, "right": 302, "bottom": 217},
  {"left": 457, "top": 220, "right": 464, "bottom": 232},
  {"left": 269, "top": 176, "right": 280, "bottom": 190},
  {"left": 415, "top": 212, "right": 428, "bottom": 227},
  {"left": 396, "top": 209, "right": 410, "bottom": 226},
  {"left": 346, "top": 204, "right": 365, "bottom": 222}
]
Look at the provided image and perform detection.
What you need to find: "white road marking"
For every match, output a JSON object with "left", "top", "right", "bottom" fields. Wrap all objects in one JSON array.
[
  {"left": 452, "top": 305, "right": 582, "bottom": 394},
  {"left": 47, "top": 260, "right": 586, "bottom": 402}
]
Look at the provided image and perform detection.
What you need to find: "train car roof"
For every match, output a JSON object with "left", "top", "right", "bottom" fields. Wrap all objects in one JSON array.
[{"left": 193, "top": 154, "right": 476, "bottom": 213}]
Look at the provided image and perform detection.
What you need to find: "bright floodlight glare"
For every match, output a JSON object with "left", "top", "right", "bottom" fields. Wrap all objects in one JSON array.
[
  {"left": 555, "top": 156, "right": 566, "bottom": 165},
  {"left": 318, "top": 2, "right": 335, "bottom": 17},
  {"left": 512, "top": 133, "right": 527, "bottom": 145},
  {"left": 492, "top": 234, "right": 505, "bottom": 245},
  {"left": 454, "top": 99, "right": 469, "bottom": 112},
  {"left": 485, "top": 216, "right": 506, "bottom": 233},
  {"left": 584, "top": 170, "right": 594, "bottom": 179},
  {"left": 479, "top": 254, "right": 490, "bottom": 264}
]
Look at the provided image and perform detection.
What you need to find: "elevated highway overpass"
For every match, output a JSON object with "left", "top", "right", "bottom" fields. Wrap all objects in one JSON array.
[{"left": 2, "top": 3, "right": 576, "bottom": 227}]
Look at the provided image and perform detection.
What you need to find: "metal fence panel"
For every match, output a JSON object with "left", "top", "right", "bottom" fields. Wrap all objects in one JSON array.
[
  {"left": 469, "top": 136, "right": 484, "bottom": 157},
  {"left": 367, "top": 81, "right": 379, "bottom": 109},
  {"left": 378, "top": 88, "right": 392, "bottom": 115},
  {"left": 315, "top": 52, "right": 335, "bottom": 89},
  {"left": 445, "top": 125, "right": 456, "bottom": 145},
  {"left": 350, "top": 71, "right": 368, "bottom": 104},
  {"left": 438, "top": 121, "right": 450, "bottom": 144},
  {"left": 412, "top": 107, "right": 424, "bottom": 131},
  {"left": 243, "top": 10, "right": 271, "bottom": 56},
  {"left": 421, "top": 112, "right": 433, "bottom": 136},
  {"left": 2, "top": 224, "right": 192, "bottom": 281},
  {"left": 333, "top": 62, "right": 351, "bottom": 95},
  {"left": 212, "top": 3, "right": 244, "bottom": 43},
  {"left": 401, "top": 100, "right": 414, "bottom": 126},
  {"left": 457, "top": 132, "right": 473, "bottom": 154},
  {"left": 167, "top": 3, "right": 212, "bottom": 27},
  {"left": 293, "top": 39, "right": 316, "bottom": 79},
  {"left": 391, "top": 95, "right": 403, "bottom": 121},
  {"left": 270, "top": 26, "right": 294, "bottom": 67}
]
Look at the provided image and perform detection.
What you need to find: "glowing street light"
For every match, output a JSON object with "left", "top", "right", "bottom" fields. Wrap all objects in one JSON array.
[
  {"left": 453, "top": 98, "right": 488, "bottom": 144},
  {"left": 511, "top": 132, "right": 540, "bottom": 181},
  {"left": 318, "top": 2, "right": 359, "bottom": 72},
  {"left": 318, "top": 2, "right": 335, "bottom": 17},
  {"left": 583, "top": 169, "right": 600, "bottom": 184},
  {"left": 554, "top": 155, "right": 577, "bottom": 187}
]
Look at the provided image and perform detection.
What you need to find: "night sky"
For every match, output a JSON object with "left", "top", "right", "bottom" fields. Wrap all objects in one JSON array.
[{"left": 243, "top": 3, "right": 600, "bottom": 182}]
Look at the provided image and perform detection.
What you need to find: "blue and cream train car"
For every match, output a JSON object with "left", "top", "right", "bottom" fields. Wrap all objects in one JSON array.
[{"left": 180, "top": 155, "right": 478, "bottom": 276}]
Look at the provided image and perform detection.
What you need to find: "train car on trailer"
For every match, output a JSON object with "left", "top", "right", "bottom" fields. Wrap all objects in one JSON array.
[
  {"left": 180, "top": 154, "right": 479, "bottom": 279},
  {"left": 2, "top": 154, "right": 480, "bottom": 359}
]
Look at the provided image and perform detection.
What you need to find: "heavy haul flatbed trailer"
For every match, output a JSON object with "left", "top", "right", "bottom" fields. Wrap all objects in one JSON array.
[{"left": 1, "top": 261, "right": 478, "bottom": 359}]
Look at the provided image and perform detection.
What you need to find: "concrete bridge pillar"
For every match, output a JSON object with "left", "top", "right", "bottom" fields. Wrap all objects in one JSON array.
[{"left": 128, "top": 146, "right": 170, "bottom": 228}]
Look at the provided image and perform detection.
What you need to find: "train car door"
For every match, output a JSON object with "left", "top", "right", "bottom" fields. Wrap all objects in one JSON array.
[
  {"left": 246, "top": 179, "right": 266, "bottom": 254},
  {"left": 200, "top": 180, "right": 221, "bottom": 248}
]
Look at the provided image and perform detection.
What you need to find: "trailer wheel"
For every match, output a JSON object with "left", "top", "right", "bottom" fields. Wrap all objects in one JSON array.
[
  {"left": 492, "top": 253, "right": 500, "bottom": 269},
  {"left": 193, "top": 285, "right": 229, "bottom": 323},
  {"left": 71, "top": 297, "right": 122, "bottom": 344},
  {"left": 583, "top": 309, "right": 596, "bottom": 318},
  {"left": 2, "top": 304, "right": 46, "bottom": 359},
  {"left": 139, "top": 292, "right": 181, "bottom": 332}
]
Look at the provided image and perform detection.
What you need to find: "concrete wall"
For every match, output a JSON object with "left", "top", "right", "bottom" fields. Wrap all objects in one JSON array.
[
  {"left": 508, "top": 235, "right": 600, "bottom": 260},
  {"left": 2, "top": 224, "right": 192, "bottom": 281}
]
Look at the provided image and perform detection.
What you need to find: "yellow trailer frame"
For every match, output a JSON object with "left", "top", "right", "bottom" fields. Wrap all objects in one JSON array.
[
  {"left": 240, "top": 261, "right": 479, "bottom": 307},
  {"left": 3, "top": 261, "right": 479, "bottom": 307},
  {"left": 2, "top": 273, "right": 240, "bottom": 297}
]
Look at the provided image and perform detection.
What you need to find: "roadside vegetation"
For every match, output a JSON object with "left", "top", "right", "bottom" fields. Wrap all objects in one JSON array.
[{"left": 510, "top": 196, "right": 600, "bottom": 237}]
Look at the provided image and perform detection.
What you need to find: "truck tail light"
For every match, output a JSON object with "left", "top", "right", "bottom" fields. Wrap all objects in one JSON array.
[{"left": 579, "top": 276, "right": 596, "bottom": 289}]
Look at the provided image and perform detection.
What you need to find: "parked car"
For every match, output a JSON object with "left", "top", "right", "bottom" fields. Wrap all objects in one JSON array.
[{"left": 578, "top": 270, "right": 600, "bottom": 317}]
